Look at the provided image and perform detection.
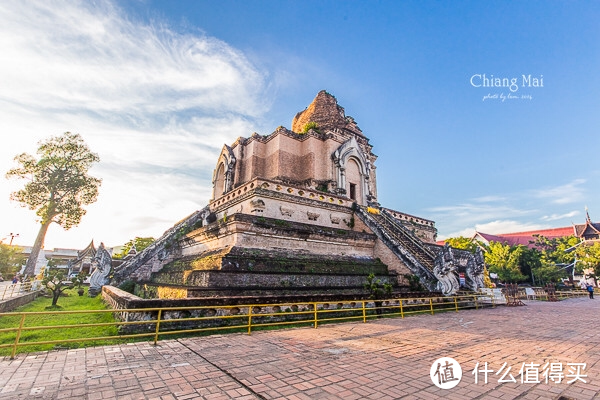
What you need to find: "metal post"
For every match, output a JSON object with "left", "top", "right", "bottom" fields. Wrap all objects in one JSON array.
[
  {"left": 153, "top": 309, "right": 162, "bottom": 346},
  {"left": 11, "top": 314, "right": 26, "bottom": 360},
  {"left": 454, "top": 297, "right": 458, "bottom": 312},
  {"left": 399, "top": 300, "right": 404, "bottom": 318},
  {"left": 247, "top": 306, "right": 252, "bottom": 335},
  {"left": 429, "top": 298, "right": 434, "bottom": 315},
  {"left": 314, "top": 303, "right": 318, "bottom": 328},
  {"left": 362, "top": 301, "right": 366, "bottom": 323}
]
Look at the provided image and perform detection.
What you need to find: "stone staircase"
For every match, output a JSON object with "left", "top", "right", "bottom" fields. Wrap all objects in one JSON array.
[
  {"left": 112, "top": 207, "right": 209, "bottom": 284},
  {"left": 356, "top": 206, "right": 438, "bottom": 290}
]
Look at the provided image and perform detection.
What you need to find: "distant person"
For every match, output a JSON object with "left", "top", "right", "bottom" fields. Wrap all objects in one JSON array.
[
  {"left": 587, "top": 284, "right": 594, "bottom": 299},
  {"left": 11, "top": 276, "right": 18, "bottom": 287}
]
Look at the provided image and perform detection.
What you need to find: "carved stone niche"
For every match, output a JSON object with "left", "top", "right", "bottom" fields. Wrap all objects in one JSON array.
[
  {"left": 307, "top": 212, "right": 320, "bottom": 221},
  {"left": 251, "top": 199, "right": 266, "bottom": 213},
  {"left": 330, "top": 215, "right": 341, "bottom": 225},
  {"left": 280, "top": 206, "right": 293, "bottom": 217}
]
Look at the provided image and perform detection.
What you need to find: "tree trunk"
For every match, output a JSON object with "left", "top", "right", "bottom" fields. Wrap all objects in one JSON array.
[
  {"left": 52, "top": 290, "right": 60, "bottom": 306},
  {"left": 23, "top": 221, "right": 52, "bottom": 277}
]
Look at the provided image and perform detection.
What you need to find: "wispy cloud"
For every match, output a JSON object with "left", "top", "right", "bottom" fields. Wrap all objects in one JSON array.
[
  {"left": 540, "top": 211, "right": 580, "bottom": 221},
  {"left": 440, "top": 220, "right": 547, "bottom": 240},
  {"left": 0, "top": 0, "right": 270, "bottom": 248},
  {"left": 533, "top": 179, "right": 587, "bottom": 205},
  {"left": 433, "top": 185, "right": 588, "bottom": 240},
  {"left": 428, "top": 202, "right": 534, "bottom": 227},
  {"left": 472, "top": 195, "right": 506, "bottom": 203}
]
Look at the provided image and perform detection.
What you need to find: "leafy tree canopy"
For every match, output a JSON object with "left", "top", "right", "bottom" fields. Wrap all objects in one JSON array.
[
  {"left": 575, "top": 242, "right": 600, "bottom": 277},
  {"left": 0, "top": 244, "right": 25, "bottom": 278},
  {"left": 6, "top": 132, "right": 101, "bottom": 276},
  {"left": 444, "top": 236, "right": 481, "bottom": 254},
  {"left": 534, "top": 235, "right": 580, "bottom": 266},
  {"left": 485, "top": 242, "right": 527, "bottom": 283}
]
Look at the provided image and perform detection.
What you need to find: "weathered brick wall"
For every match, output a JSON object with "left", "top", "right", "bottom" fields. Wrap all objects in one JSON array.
[
  {"left": 373, "top": 240, "right": 412, "bottom": 280},
  {"left": 0, "top": 291, "right": 40, "bottom": 312},
  {"left": 291, "top": 90, "right": 363, "bottom": 137},
  {"left": 238, "top": 133, "right": 338, "bottom": 186},
  {"left": 153, "top": 270, "right": 386, "bottom": 289}
]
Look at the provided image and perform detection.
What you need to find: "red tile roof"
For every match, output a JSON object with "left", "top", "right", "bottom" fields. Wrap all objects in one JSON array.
[{"left": 474, "top": 226, "right": 575, "bottom": 248}]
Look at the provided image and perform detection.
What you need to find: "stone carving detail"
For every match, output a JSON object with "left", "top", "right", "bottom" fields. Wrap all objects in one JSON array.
[
  {"left": 251, "top": 199, "right": 265, "bottom": 213},
  {"left": 212, "top": 145, "right": 236, "bottom": 199},
  {"left": 330, "top": 215, "right": 341, "bottom": 224},
  {"left": 307, "top": 212, "right": 320, "bottom": 221},
  {"left": 433, "top": 243, "right": 459, "bottom": 296},
  {"left": 332, "top": 136, "right": 375, "bottom": 205},
  {"left": 280, "top": 206, "right": 293, "bottom": 217},
  {"left": 88, "top": 243, "right": 112, "bottom": 297},
  {"left": 466, "top": 247, "right": 486, "bottom": 291}
]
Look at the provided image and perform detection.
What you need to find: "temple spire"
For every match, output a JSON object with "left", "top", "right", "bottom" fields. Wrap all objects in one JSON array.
[{"left": 586, "top": 206, "right": 591, "bottom": 223}]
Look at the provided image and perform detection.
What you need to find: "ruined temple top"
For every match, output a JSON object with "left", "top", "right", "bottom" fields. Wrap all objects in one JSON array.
[{"left": 291, "top": 90, "right": 364, "bottom": 137}]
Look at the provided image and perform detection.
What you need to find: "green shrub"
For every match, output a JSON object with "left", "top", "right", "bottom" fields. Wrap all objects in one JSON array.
[
  {"left": 302, "top": 121, "right": 319, "bottom": 133},
  {"left": 118, "top": 280, "right": 136, "bottom": 294}
]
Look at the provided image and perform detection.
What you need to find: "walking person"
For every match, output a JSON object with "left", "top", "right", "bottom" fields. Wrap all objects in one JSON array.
[{"left": 587, "top": 284, "right": 595, "bottom": 299}]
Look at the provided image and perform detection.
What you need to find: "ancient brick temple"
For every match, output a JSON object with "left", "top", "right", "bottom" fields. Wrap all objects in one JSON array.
[{"left": 113, "top": 91, "right": 484, "bottom": 298}]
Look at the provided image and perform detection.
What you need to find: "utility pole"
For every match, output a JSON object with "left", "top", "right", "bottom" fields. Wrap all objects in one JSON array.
[{"left": 8, "top": 233, "right": 19, "bottom": 246}]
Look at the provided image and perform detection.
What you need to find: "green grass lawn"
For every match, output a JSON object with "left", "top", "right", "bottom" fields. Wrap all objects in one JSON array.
[{"left": 0, "top": 288, "right": 121, "bottom": 356}]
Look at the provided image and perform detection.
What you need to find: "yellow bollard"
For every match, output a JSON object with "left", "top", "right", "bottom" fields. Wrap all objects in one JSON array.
[
  {"left": 10, "top": 314, "right": 26, "bottom": 360},
  {"left": 362, "top": 301, "right": 367, "bottom": 323},
  {"left": 248, "top": 306, "right": 253, "bottom": 335},
  {"left": 153, "top": 309, "right": 162, "bottom": 346}
]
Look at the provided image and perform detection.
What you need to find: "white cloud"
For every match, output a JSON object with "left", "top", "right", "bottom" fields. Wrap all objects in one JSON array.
[
  {"left": 472, "top": 195, "right": 506, "bottom": 203},
  {"left": 0, "top": 1, "right": 269, "bottom": 249},
  {"left": 439, "top": 220, "right": 547, "bottom": 241},
  {"left": 428, "top": 202, "right": 534, "bottom": 228},
  {"left": 540, "top": 211, "right": 580, "bottom": 222},
  {"left": 533, "top": 179, "right": 586, "bottom": 205}
]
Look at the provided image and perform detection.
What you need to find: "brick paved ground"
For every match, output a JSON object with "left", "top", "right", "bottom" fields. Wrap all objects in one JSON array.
[{"left": 1, "top": 297, "right": 599, "bottom": 399}]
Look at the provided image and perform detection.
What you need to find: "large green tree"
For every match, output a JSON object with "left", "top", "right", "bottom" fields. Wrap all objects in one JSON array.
[
  {"left": 534, "top": 235, "right": 580, "bottom": 267},
  {"left": 516, "top": 246, "right": 542, "bottom": 284},
  {"left": 6, "top": 132, "right": 101, "bottom": 276},
  {"left": 485, "top": 241, "right": 527, "bottom": 283},
  {"left": 574, "top": 242, "right": 600, "bottom": 281},
  {"left": 0, "top": 244, "right": 24, "bottom": 278},
  {"left": 533, "top": 235, "right": 580, "bottom": 283},
  {"left": 444, "top": 236, "right": 481, "bottom": 254}
]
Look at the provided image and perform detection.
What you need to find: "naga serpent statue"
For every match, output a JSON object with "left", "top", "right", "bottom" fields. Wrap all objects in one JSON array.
[
  {"left": 433, "top": 243, "right": 459, "bottom": 296},
  {"left": 88, "top": 243, "right": 112, "bottom": 297},
  {"left": 465, "top": 247, "right": 486, "bottom": 291}
]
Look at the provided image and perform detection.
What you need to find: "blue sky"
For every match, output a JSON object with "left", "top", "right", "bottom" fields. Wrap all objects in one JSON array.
[{"left": 1, "top": 1, "right": 599, "bottom": 249}]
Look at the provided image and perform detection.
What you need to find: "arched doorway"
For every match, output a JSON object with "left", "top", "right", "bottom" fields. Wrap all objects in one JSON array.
[
  {"left": 213, "top": 163, "right": 226, "bottom": 199},
  {"left": 346, "top": 158, "right": 363, "bottom": 204}
]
